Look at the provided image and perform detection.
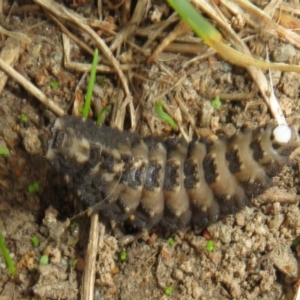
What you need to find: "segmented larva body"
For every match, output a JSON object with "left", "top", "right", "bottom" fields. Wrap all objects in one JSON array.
[{"left": 46, "top": 116, "right": 300, "bottom": 231}]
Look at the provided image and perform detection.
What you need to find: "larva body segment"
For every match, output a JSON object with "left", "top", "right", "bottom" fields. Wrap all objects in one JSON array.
[{"left": 46, "top": 116, "right": 300, "bottom": 231}]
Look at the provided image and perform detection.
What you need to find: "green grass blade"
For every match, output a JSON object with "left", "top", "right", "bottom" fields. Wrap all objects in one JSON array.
[
  {"left": 96, "top": 105, "right": 111, "bottom": 125},
  {"left": 82, "top": 48, "right": 99, "bottom": 118},
  {"left": 0, "top": 230, "right": 16, "bottom": 277},
  {"left": 155, "top": 101, "right": 178, "bottom": 130},
  {"left": 166, "top": 0, "right": 222, "bottom": 43}
]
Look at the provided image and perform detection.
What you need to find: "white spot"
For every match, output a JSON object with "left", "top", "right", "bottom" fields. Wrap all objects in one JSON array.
[
  {"left": 175, "top": 211, "right": 181, "bottom": 217},
  {"left": 149, "top": 210, "right": 155, "bottom": 217},
  {"left": 64, "top": 174, "right": 70, "bottom": 184},
  {"left": 174, "top": 186, "right": 180, "bottom": 192},
  {"left": 45, "top": 148, "right": 55, "bottom": 160},
  {"left": 273, "top": 124, "right": 292, "bottom": 144}
]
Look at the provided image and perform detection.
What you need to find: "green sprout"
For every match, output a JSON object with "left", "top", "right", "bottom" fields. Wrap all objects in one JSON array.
[
  {"left": 0, "top": 230, "right": 17, "bottom": 277},
  {"left": 28, "top": 181, "right": 40, "bottom": 193},
  {"left": 50, "top": 81, "right": 59, "bottom": 89},
  {"left": 39, "top": 255, "right": 49, "bottom": 265},
  {"left": 70, "top": 221, "right": 77, "bottom": 229},
  {"left": 164, "top": 286, "right": 173, "bottom": 296},
  {"left": 211, "top": 96, "right": 222, "bottom": 109},
  {"left": 96, "top": 105, "right": 111, "bottom": 125},
  {"left": 155, "top": 101, "right": 178, "bottom": 130},
  {"left": 72, "top": 259, "right": 78, "bottom": 266},
  {"left": 120, "top": 250, "right": 127, "bottom": 262},
  {"left": 31, "top": 236, "right": 40, "bottom": 247},
  {"left": 19, "top": 113, "right": 28, "bottom": 123},
  {"left": 206, "top": 240, "right": 215, "bottom": 252},
  {"left": 81, "top": 48, "right": 99, "bottom": 118},
  {"left": 0, "top": 147, "right": 9, "bottom": 156},
  {"left": 167, "top": 237, "right": 175, "bottom": 246}
]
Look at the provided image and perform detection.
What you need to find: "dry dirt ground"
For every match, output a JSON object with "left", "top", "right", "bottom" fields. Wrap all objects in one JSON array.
[{"left": 1, "top": 0, "right": 300, "bottom": 299}]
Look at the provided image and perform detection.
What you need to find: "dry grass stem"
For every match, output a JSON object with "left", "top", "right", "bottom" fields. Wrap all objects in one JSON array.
[
  {"left": 148, "top": 19, "right": 191, "bottom": 63},
  {"left": 0, "top": 24, "right": 31, "bottom": 43},
  {"left": 164, "top": 42, "right": 208, "bottom": 55},
  {"left": 0, "top": 58, "right": 65, "bottom": 116},
  {"left": 226, "top": 0, "right": 300, "bottom": 48},
  {"left": 110, "top": 0, "right": 148, "bottom": 52},
  {"left": 279, "top": 2, "right": 300, "bottom": 16},
  {"left": 142, "top": 12, "right": 178, "bottom": 49},
  {"left": 213, "top": 92, "right": 254, "bottom": 101},
  {"left": 82, "top": 213, "right": 99, "bottom": 300},
  {"left": 151, "top": 75, "right": 187, "bottom": 103},
  {"left": 0, "top": 37, "right": 21, "bottom": 94},
  {"left": 52, "top": 17, "right": 95, "bottom": 57},
  {"left": 62, "top": 33, "right": 136, "bottom": 74}
]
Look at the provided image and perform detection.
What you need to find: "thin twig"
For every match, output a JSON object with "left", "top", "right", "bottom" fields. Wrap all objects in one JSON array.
[
  {"left": 82, "top": 213, "right": 99, "bottom": 300},
  {"left": 110, "top": 0, "right": 148, "bottom": 51},
  {"left": 0, "top": 58, "right": 65, "bottom": 117}
]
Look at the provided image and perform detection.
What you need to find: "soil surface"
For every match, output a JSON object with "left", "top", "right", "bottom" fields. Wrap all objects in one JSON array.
[{"left": 1, "top": 0, "right": 300, "bottom": 299}]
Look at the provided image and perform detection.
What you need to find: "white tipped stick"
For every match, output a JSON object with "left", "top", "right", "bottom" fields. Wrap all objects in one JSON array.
[{"left": 273, "top": 124, "right": 292, "bottom": 144}]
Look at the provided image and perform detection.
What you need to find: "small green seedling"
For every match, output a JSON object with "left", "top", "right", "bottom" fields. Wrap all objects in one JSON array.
[
  {"left": 0, "top": 147, "right": 9, "bottom": 157},
  {"left": 96, "top": 105, "right": 111, "bottom": 125},
  {"left": 19, "top": 113, "right": 28, "bottom": 123},
  {"left": 211, "top": 96, "right": 222, "bottom": 109},
  {"left": 70, "top": 221, "right": 77, "bottom": 229},
  {"left": 155, "top": 101, "right": 178, "bottom": 130},
  {"left": 120, "top": 250, "right": 127, "bottom": 262},
  {"left": 81, "top": 48, "right": 99, "bottom": 118},
  {"left": 31, "top": 236, "right": 40, "bottom": 247},
  {"left": 28, "top": 181, "right": 40, "bottom": 193},
  {"left": 72, "top": 259, "right": 78, "bottom": 266},
  {"left": 164, "top": 286, "right": 173, "bottom": 296},
  {"left": 0, "top": 230, "right": 16, "bottom": 277},
  {"left": 50, "top": 81, "right": 59, "bottom": 89},
  {"left": 167, "top": 237, "right": 175, "bottom": 246},
  {"left": 206, "top": 240, "right": 215, "bottom": 252},
  {"left": 39, "top": 255, "right": 49, "bottom": 265}
]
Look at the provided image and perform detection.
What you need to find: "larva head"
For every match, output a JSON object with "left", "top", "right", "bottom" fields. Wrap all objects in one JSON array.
[{"left": 46, "top": 116, "right": 92, "bottom": 172}]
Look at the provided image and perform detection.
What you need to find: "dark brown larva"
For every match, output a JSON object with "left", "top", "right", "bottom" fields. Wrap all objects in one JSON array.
[{"left": 46, "top": 116, "right": 300, "bottom": 231}]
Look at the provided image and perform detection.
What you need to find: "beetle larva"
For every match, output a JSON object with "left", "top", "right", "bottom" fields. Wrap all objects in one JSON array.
[{"left": 46, "top": 116, "right": 300, "bottom": 231}]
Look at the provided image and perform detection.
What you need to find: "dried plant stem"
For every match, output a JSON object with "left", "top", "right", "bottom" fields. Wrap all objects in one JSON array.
[
  {"left": 0, "top": 58, "right": 65, "bottom": 116},
  {"left": 82, "top": 213, "right": 99, "bottom": 300}
]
